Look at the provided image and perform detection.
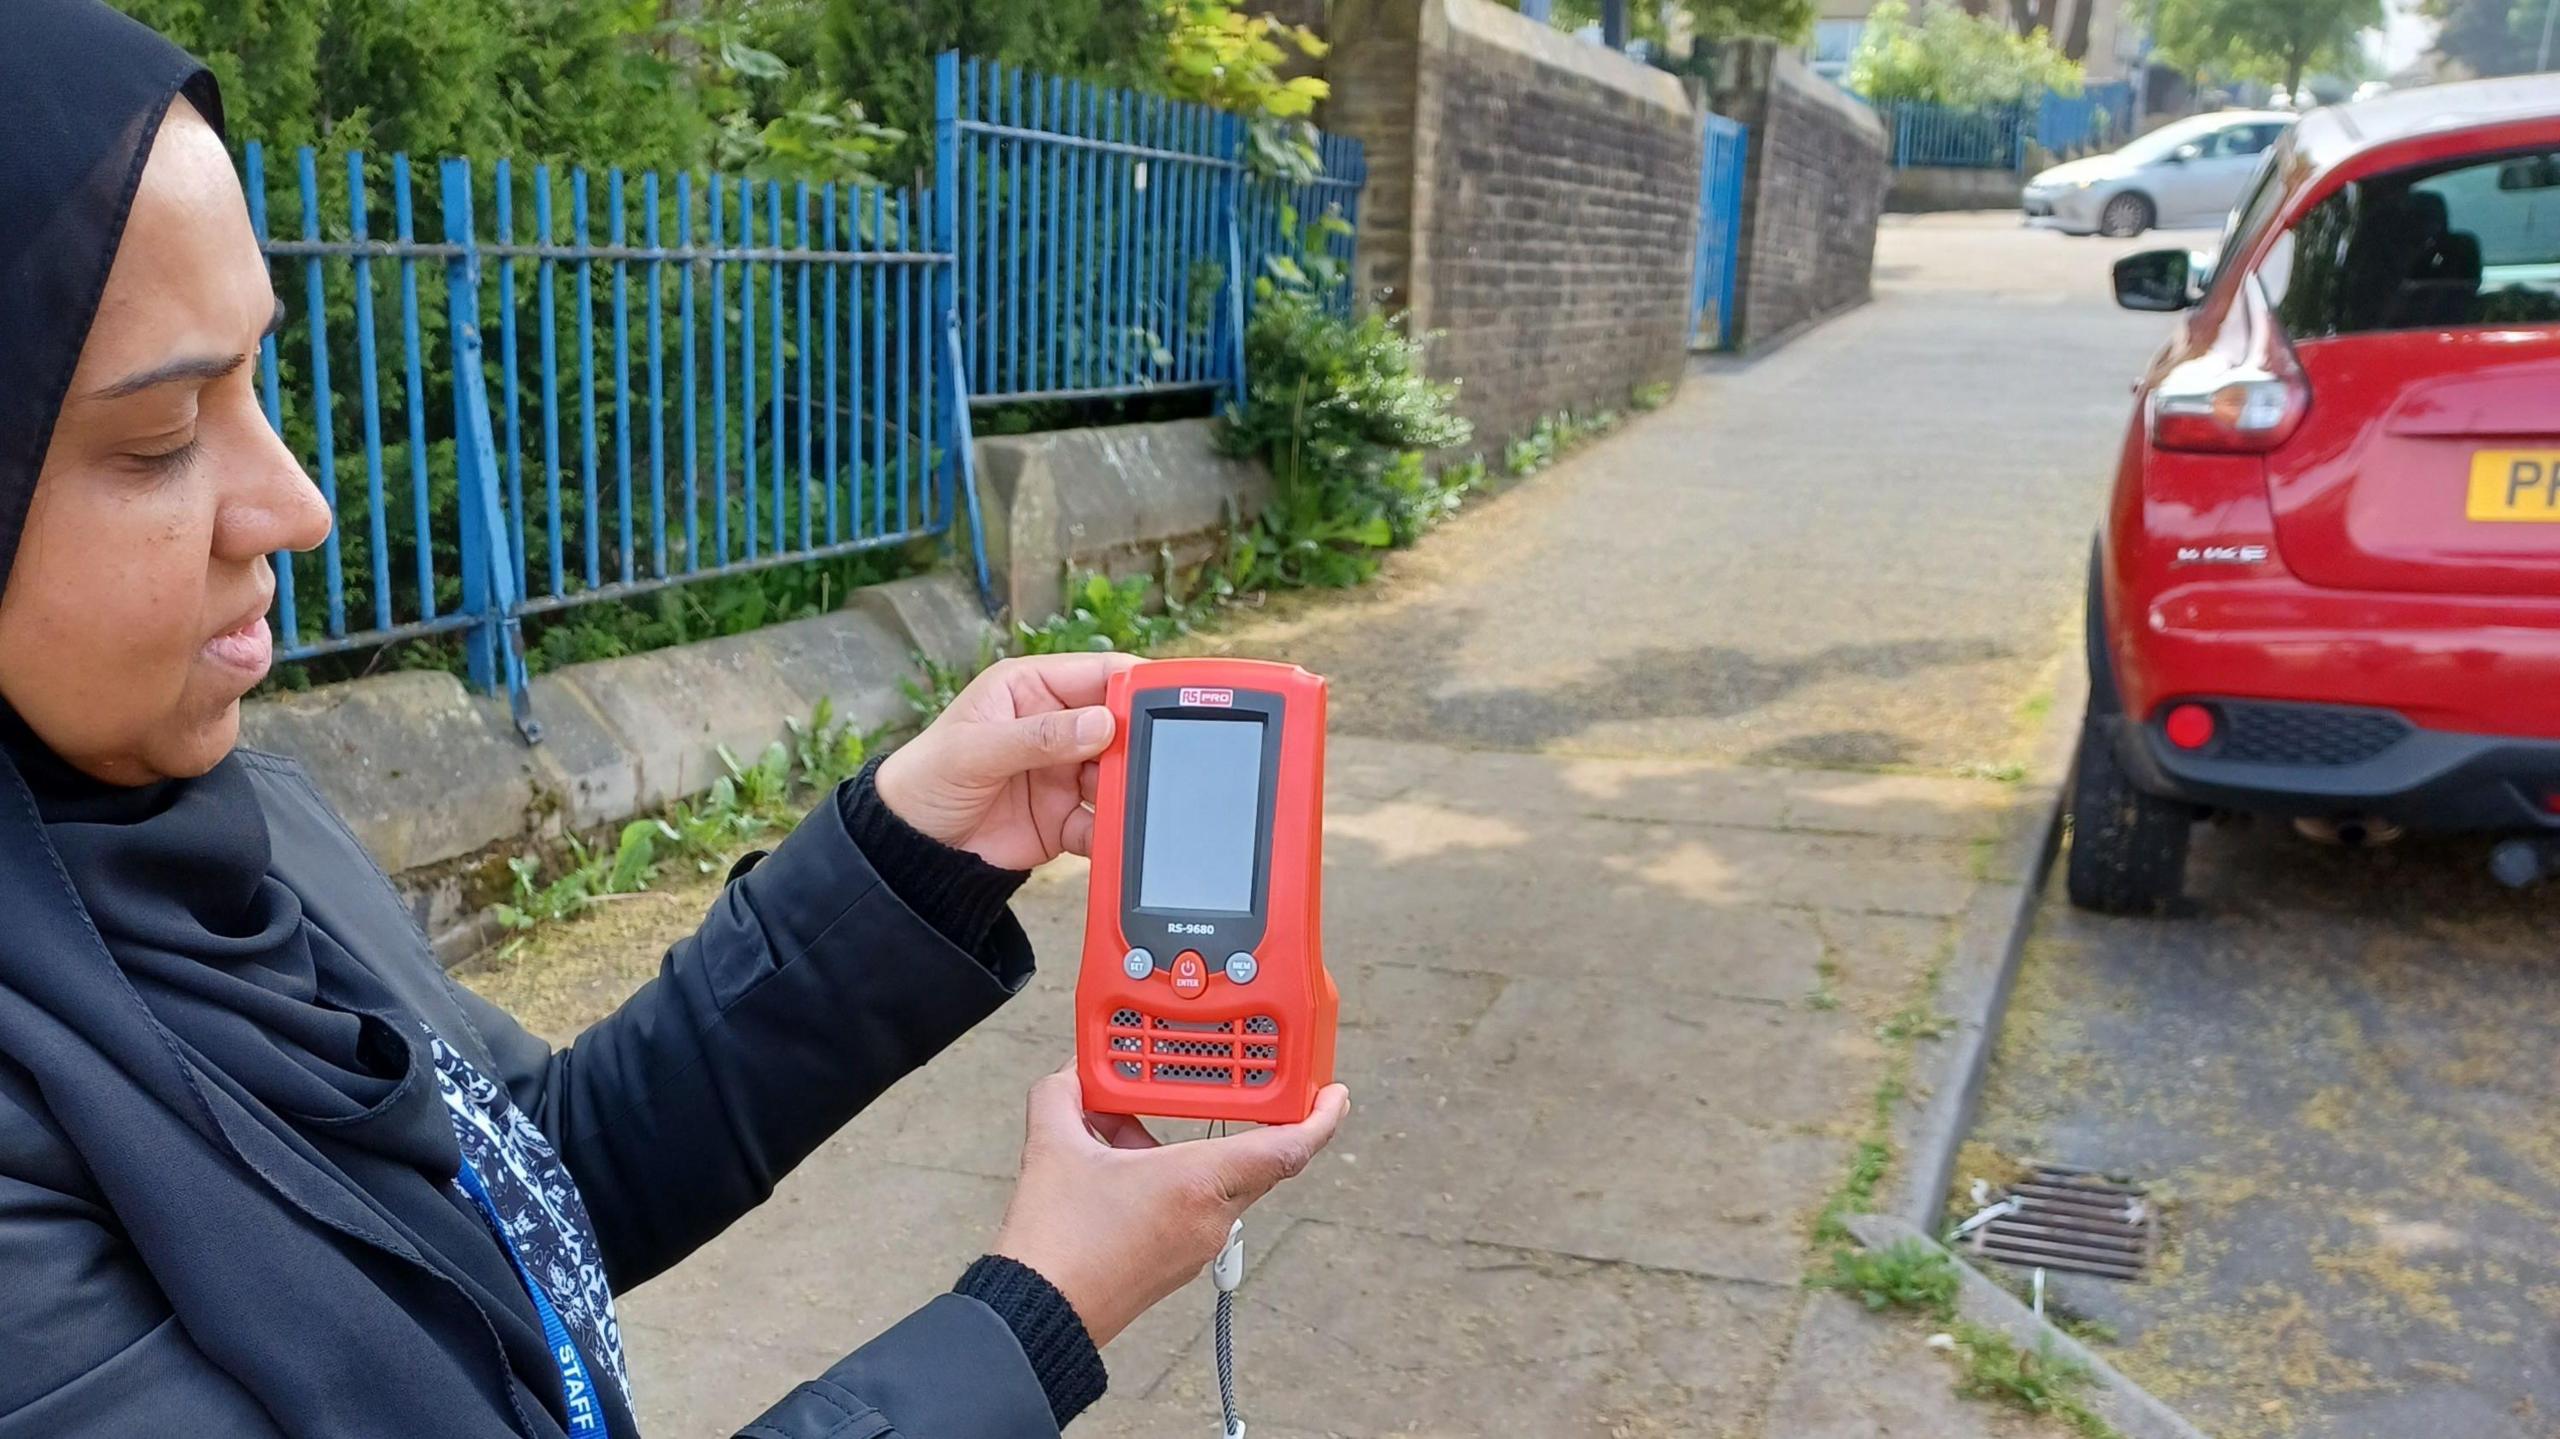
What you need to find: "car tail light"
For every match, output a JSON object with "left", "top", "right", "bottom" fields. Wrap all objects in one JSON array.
[{"left": 2149, "top": 278, "right": 2309, "bottom": 454}]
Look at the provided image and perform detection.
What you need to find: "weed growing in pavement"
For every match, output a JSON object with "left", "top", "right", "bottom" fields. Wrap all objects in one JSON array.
[
  {"left": 1631, "top": 380, "right": 1676, "bottom": 411},
  {"left": 900, "top": 637, "right": 1001, "bottom": 723},
  {"left": 1807, "top": 944, "right": 1843, "bottom": 1011},
  {"left": 1503, "top": 417, "right": 1558, "bottom": 477},
  {"left": 1816, "top": 1134, "right": 1896, "bottom": 1246},
  {"left": 1813, "top": 1231, "right": 2122, "bottom": 1437},
  {"left": 492, "top": 698, "right": 874, "bottom": 943},
  {"left": 1811, "top": 933, "right": 1946, "bottom": 1244},
  {"left": 1949, "top": 1321, "right": 2120, "bottom": 1439},
  {"left": 1878, "top": 1006, "right": 1957, "bottom": 1043},
  {"left": 1502, "top": 405, "right": 1630, "bottom": 479},
  {"left": 1016, "top": 570, "right": 1224, "bottom": 655},
  {"left": 1820, "top": 1240, "right": 1961, "bottom": 1319}
]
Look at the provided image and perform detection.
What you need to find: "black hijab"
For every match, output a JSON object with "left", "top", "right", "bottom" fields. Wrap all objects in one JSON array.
[{"left": 0, "top": 4, "right": 598, "bottom": 1434}]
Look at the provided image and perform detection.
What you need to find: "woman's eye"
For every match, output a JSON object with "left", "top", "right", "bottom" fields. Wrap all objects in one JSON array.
[{"left": 127, "top": 437, "right": 201, "bottom": 475}]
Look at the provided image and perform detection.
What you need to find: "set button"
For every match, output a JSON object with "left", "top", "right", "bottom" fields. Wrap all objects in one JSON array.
[{"left": 1121, "top": 947, "right": 1156, "bottom": 980}]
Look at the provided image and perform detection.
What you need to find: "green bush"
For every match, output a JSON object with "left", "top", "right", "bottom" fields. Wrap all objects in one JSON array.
[
  {"left": 1849, "top": 1, "right": 2084, "bottom": 106},
  {"left": 1221, "top": 276, "right": 1472, "bottom": 590}
]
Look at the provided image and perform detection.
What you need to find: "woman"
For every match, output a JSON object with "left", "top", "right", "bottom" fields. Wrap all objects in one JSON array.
[{"left": 0, "top": 3, "right": 1348, "bottom": 1435}]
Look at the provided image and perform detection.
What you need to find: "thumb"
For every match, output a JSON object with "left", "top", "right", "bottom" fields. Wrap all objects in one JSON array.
[
  {"left": 956, "top": 706, "right": 1114, "bottom": 784},
  {"left": 1195, "top": 1084, "right": 1351, "bottom": 1208},
  {"left": 1024, "top": 1065, "right": 1097, "bottom": 1150}
]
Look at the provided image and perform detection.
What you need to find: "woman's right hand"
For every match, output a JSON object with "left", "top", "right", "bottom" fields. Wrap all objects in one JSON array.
[{"left": 991, "top": 1066, "right": 1351, "bottom": 1347}]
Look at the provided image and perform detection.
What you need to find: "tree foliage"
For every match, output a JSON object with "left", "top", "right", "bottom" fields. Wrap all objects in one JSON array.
[
  {"left": 114, "top": 0, "right": 703, "bottom": 163},
  {"left": 1158, "top": 0, "right": 1330, "bottom": 116},
  {"left": 819, "top": 0, "right": 1171, "bottom": 177},
  {"left": 1848, "top": 1, "right": 2084, "bottom": 104},
  {"left": 2138, "top": 0, "right": 2384, "bottom": 91},
  {"left": 2426, "top": 0, "right": 2550, "bottom": 76}
]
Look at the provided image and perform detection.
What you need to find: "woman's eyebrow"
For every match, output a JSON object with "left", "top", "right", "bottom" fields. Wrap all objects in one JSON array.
[{"left": 86, "top": 299, "right": 287, "bottom": 401}]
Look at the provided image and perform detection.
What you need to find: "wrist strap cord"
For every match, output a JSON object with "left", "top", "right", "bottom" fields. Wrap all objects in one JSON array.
[
  {"left": 1210, "top": 1120, "right": 1245, "bottom": 1439},
  {"left": 1214, "top": 1217, "right": 1245, "bottom": 1439}
]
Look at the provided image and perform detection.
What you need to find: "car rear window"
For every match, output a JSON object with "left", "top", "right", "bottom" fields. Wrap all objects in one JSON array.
[{"left": 2264, "top": 148, "right": 2560, "bottom": 338}]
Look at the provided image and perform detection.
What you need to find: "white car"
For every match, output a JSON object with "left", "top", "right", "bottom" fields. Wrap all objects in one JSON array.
[{"left": 2022, "top": 111, "right": 2296, "bottom": 237}]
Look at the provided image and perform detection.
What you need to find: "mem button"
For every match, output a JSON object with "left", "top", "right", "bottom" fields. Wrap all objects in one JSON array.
[
  {"left": 1223, "top": 952, "right": 1259, "bottom": 985},
  {"left": 1170, "top": 951, "right": 1208, "bottom": 999},
  {"left": 1121, "top": 947, "right": 1156, "bottom": 981}
]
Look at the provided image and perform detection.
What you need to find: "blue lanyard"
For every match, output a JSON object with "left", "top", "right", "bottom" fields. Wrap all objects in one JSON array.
[{"left": 454, "top": 1158, "right": 614, "bottom": 1438}]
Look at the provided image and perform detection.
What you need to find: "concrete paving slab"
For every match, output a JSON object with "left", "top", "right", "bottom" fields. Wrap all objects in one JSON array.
[
  {"left": 1187, "top": 1220, "right": 1795, "bottom": 1438},
  {"left": 1329, "top": 734, "right": 1463, "bottom": 803},
  {"left": 1471, "top": 1102, "right": 1845, "bottom": 1284},
  {"left": 1775, "top": 770, "right": 2017, "bottom": 843},
  {"left": 1380, "top": 742, "right": 1802, "bottom": 831},
  {"left": 618, "top": 1161, "right": 1009, "bottom": 1354},
  {"left": 1462, "top": 976, "right": 1883, "bottom": 1132}
]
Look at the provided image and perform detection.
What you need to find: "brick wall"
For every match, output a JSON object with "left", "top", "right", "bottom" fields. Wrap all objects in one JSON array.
[
  {"left": 1328, "top": 0, "right": 1698, "bottom": 446},
  {"left": 1707, "top": 40, "right": 1888, "bottom": 350}
]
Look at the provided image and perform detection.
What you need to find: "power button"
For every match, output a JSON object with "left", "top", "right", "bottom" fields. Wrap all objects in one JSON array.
[{"left": 1170, "top": 951, "right": 1207, "bottom": 999}]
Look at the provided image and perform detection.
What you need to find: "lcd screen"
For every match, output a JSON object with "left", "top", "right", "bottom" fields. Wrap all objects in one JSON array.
[{"left": 1137, "top": 718, "right": 1265, "bottom": 913}]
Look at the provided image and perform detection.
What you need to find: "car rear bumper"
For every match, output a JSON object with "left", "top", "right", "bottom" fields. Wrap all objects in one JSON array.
[
  {"left": 2130, "top": 575, "right": 2560, "bottom": 739},
  {"left": 2114, "top": 703, "right": 2560, "bottom": 831}
]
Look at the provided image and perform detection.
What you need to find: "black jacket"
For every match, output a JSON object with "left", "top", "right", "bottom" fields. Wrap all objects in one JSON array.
[{"left": 0, "top": 752, "right": 1068, "bottom": 1437}]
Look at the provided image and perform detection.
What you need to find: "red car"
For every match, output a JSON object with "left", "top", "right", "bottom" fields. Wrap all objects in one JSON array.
[{"left": 2074, "top": 76, "right": 2560, "bottom": 913}]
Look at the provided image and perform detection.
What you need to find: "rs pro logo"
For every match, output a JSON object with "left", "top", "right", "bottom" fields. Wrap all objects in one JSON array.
[{"left": 1180, "top": 687, "right": 1235, "bottom": 707}]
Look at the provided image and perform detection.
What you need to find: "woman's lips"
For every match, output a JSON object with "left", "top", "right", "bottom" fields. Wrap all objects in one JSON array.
[{"left": 202, "top": 613, "right": 274, "bottom": 677}]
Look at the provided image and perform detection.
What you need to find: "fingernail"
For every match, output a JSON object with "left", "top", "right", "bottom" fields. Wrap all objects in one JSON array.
[{"left": 1076, "top": 708, "right": 1111, "bottom": 746}]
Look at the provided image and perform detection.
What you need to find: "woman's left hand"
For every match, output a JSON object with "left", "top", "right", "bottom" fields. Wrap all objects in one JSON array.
[{"left": 873, "top": 652, "right": 1141, "bottom": 871}]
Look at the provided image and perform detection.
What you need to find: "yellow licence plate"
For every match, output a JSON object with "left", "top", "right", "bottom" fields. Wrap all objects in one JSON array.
[{"left": 2468, "top": 450, "right": 2560, "bottom": 521}]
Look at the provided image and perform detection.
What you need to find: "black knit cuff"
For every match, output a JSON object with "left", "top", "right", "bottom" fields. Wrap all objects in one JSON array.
[
  {"left": 955, "top": 1254, "right": 1109, "bottom": 1428},
  {"left": 838, "top": 756, "right": 1029, "bottom": 958}
]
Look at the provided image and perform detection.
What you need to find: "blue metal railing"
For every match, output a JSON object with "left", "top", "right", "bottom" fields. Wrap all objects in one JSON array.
[
  {"left": 950, "top": 56, "right": 1362, "bottom": 407},
  {"left": 1876, "top": 100, "right": 2031, "bottom": 170},
  {"left": 1690, "top": 114, "right": 1749, "bottom": 351},
  {"left": 1871, "top": 85, "right": 2137, "bottom": 170},
  {"left": 244, "top": 50, "right": 1362, "bottom": 737},
  {"left": 2036, "top": 82, "right": 2136, "bottom": 157}
]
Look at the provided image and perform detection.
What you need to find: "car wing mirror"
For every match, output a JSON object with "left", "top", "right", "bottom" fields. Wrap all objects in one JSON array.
[
  {"left": 2168, "top": 143, "right": 2201, "bottom": 165},
  {"left": 2113, "top": 248, "right": 2196, "bottom": 312}
]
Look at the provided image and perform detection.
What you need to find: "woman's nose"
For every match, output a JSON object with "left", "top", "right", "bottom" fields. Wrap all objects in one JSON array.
[{"left": 215, "top": 404, "right": 333, "bottom": 560}]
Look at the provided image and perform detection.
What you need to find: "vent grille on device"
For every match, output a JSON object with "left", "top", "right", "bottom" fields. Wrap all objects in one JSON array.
[{"left": 1105, "top": 1008, "right": 1279, "bottom": 1088}]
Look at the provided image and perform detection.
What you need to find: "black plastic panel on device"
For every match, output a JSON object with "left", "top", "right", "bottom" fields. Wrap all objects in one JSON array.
[{"left": 1118, "top": 686, "right": 1285, "bottom": 968}]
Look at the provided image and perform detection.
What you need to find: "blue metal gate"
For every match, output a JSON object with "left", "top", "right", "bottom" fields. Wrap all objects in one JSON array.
[{"left": 1690, "top": 114, "right": 1748, "bottom": 351}]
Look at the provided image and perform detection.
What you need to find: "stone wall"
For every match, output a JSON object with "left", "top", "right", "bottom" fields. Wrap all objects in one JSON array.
[
  {"left": 1889, "top": 165, "right": 2028, "bottom": 214},
  {"left": 1328, "top": 0, "right": 1698, "bottom": 445},
  {"left": 976, "top": 419, "right": 1270, "bottom": 625},
  {"left": 1706, "top": 40, "right": 1888, "bottom": 351}
]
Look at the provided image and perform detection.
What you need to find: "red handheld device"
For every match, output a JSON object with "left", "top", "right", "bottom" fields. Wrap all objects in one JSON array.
[{"left": 1076, "top": 658, "right": 1336, "bottom": 1123}]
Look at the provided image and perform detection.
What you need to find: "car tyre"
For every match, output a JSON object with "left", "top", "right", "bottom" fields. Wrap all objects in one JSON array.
[
  {"left": 2065, "top": 713, "right": 2191, "bottom": 915},
  {"left": 2097, "top": 192, "right": 2154, "bottom": 238}
]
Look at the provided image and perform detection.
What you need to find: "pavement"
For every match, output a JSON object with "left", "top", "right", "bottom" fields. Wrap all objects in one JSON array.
[
  {"left": 1971, "top": 831, "right": 2560, "bottom": 1439},
  {"left": 462, "top": 212, "right": 2177, "bottom": 1436}
]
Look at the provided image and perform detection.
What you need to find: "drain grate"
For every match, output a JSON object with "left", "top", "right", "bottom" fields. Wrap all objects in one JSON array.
[{"left": 1967, "top": 1163, "right": 2156, "bottom": 1281}]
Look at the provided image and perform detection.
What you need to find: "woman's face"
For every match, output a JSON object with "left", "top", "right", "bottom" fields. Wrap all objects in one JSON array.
[{"left": 0, "top": 101, "right": 330, "bottom": 785}]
